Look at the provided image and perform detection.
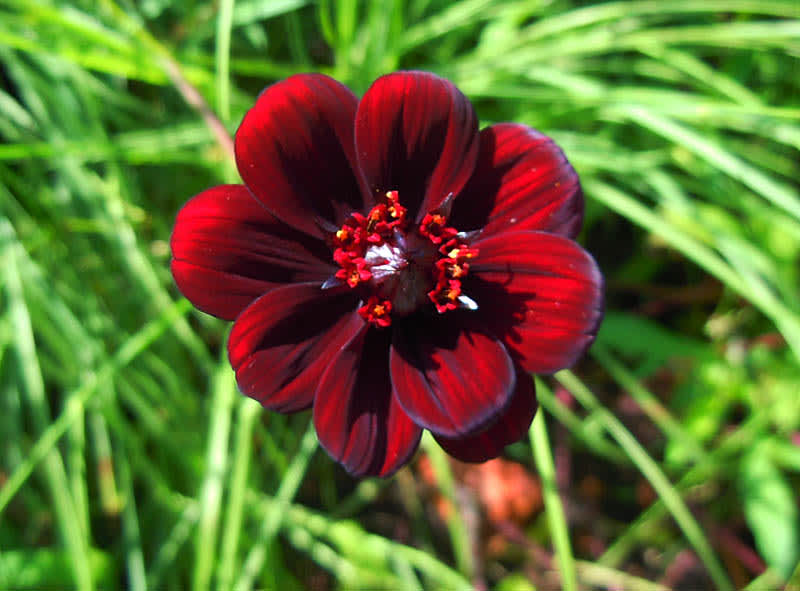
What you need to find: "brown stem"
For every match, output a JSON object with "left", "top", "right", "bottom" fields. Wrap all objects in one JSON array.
[
  {"left": 457, "top": 485, "right": 486, "bottom": 591},
  {"left": 160, "top": 56, "right": 235, "bottom": 162}
]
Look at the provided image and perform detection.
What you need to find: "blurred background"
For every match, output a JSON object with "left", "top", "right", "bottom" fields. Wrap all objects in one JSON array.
[{"left": 1, "top": 1, "right": 799, "bottom": 589}]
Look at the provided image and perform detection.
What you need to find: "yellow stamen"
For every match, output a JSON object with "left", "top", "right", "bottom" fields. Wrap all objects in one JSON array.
[{"left": 449, "top": 264, "right": 465, "bottom": 278}]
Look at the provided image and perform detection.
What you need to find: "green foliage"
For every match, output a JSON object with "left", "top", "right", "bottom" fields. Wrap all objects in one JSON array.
[
  {"left": 1, "top": 0, "right": 799, "bottom": 589},
  {"left": 739, "top": 443, "right": 799, "bottom": 579},
  {"left": 0, "top": 547, "right": 116, "bottom": 589}
]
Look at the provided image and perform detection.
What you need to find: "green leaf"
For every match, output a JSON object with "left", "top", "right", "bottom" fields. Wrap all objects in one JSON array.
[
  {"left": 496, "top": 572, "right": 536, "bottom": 591},
  {"left": 596, "top": 311, "right": 710, "bottom": 376},
  {"left": 0, "top": 548, "right": 115, "bottom": 589},
  {"left": 739, "top": 443, "right": 800, "bottom": 579}
]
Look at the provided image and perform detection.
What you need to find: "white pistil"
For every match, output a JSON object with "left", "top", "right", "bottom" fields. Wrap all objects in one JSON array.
[
  {"left": 457, "top": 294, "right": 479, "bottom": 310},
  {"left": 321, "top": 275, "right": 343, "bottom": 290},
  {"left": 365, "top": 242, "right": 407, "bottom": 280}
]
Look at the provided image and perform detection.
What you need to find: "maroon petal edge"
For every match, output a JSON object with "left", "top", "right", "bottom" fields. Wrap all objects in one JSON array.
[
  {"left": 314, "top": 327, "right": 422, "bottom": 477},
  {"left": 355, "top": 71, "right": 479, "bottom": 221},
  {"left": 390, "top": 319, "right": 516, "bottom": 438},
  {"left": 228, "top": 283, "right": 361, "bottom": 413},
  {"left": 451, "top": 123, "right": 583, "bottom": 239},
  {"left": 470, "top": 231, "right": 604, "bottom": 375},
  {"left": 170, "top": 185, "right": 334, "bottom": 320},
  {"left": 435, "top": 366, "right": 537, "bottom": 463},
  {"left": 235, "top": 73, "right": 365, "bottom": 238}
]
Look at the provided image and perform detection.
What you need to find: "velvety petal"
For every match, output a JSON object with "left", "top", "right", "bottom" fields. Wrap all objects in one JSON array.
[
  {"left": 435, "top": 366, "right": 537, "bottom": 463},
  {"left": 390, "top": 318, "right": 515, "bottom": 438},
  {"left": 228, "top": 283, "right": 361, "bottom": 412},
  {"left": 451, "top": 124, "right": 583, "bottom": 239},
  {"left": 469, "top": 231, "right": 604, "bottom": 374},
  {"left": 314, "top": 328, "right": 422, "bottom": 477},
  {"left": 235, "top": 74, "right": 365, "bottom": 238},
  {"left": 355, "top": 71, "right": 479, "bottom": 222},
  {"left": 170, "top": 185, "right": 334, "bottom": 320}
]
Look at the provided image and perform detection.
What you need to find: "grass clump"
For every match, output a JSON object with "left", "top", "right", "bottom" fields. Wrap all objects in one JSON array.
[{"left": 1, "top": 1, "right": 799, "bottom": 589}]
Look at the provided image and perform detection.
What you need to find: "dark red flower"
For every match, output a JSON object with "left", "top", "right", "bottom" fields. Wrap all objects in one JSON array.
[{"left": 170, "top": 72, "right": 603, "bottom": 477}]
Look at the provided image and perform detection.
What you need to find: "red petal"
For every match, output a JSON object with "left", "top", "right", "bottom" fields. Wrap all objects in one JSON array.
[
  {"left": 390, "top": 319, "right": 515, "bottom": 438},
  {"left": 314, "top": 328, "right": 422, "bottom": 477},
  {"left": 170, "top": 185, "right": 334, "bottom": 320},
  {"left": 469, "top": 231, "right": 604, "bottom": 374},
  {"left": 435, "top": 367, "right": 537, "bottom": 463},
  {"left": 451, "top": 124, "right": 583, "bottom": 239},
  {"left": 355, "top": 71, "right": 479, "bottom": 222},
  {"left": 235, "top": 74, "right": 365, "bottom": 238},
  {"left": 228, "top": 283, "right": 361, "bottom": 413}
]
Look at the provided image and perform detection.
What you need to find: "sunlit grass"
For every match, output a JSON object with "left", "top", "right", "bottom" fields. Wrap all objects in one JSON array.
[{"left": 1, "top": 0, "right": 799, "bottom": 589}]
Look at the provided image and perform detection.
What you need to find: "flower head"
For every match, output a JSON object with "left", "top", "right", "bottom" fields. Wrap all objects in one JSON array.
[{"left": 170, "top": 71, "right": 603, "bottom": 477}]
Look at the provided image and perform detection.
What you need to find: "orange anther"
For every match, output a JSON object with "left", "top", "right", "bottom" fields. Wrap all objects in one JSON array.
[
  {"left": 359, "top": 296, "right": 393, "bottom": 327},
  {"left": 428, "top": 279, "right": 462, "bottom": 313}
]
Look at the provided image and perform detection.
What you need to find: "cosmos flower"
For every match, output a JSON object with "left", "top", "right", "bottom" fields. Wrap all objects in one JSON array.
[{"left": 170, "top": 71, "right": 603, "bottom": 477}]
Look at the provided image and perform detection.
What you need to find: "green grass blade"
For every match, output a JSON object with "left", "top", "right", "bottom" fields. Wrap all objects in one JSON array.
[
  {"left": 193, "top": 362, "right": 237, "bottom": 591},
  {"left": 576, "top": 560, "right": 669, "bottom": 591},
  {"left": 530, "top": 403, "right": 578, "bottom": 591},
  {"left": 234, "top": 421, "right": 318, "bottom": 591},
  {"left": 0, "top": 298, "right": 192, "bottom": 518},
  {"left": 585, "top": 179, "right": 800, "bottom": 359},
  {"left": 215, "top": 0, "right": 235, "bottom": 122},
  {"left": 536, "top": 379, "right": 627, "bottom": 463},
  {"left": 420, "top": 433, "right": 474, "bottom": 579},
  {"left": 117, "top": 444, "right": 146, "bottom": 591},
  {"left": 274, "top": 498, "right": 472, "bottom": 590},
  {"left": 591, "top": 345, "right": 709, "bottom": 464},
  {"left": 217, "top": 398, "right": 261, "bottom": 591},
  {"left": 147, "top": 503, "right": 201, "bottom": 589},
  {"left": 557, "top": 370, "right": 734, "bottom": 591},
  {"left": 2, "top": 220, "right": 94, "bottom": 591},
  {"left": 622, "top": 107, "right": 800, "bottom": 222}
]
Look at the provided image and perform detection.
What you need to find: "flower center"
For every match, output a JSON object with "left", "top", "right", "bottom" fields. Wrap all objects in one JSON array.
[{"left": 327, "top": 191, "right": 479, "bottom": 328}]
